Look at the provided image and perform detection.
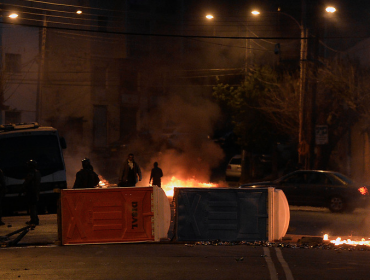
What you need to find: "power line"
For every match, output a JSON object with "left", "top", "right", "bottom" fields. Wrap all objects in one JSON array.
[{"left": 4, "top": 20, "right": 363, "bottom": 40}]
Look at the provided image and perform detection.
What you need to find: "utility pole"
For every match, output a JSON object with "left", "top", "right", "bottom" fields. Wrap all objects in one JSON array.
[
  {"left": 298, "top": 0, "right": 309, "bottom": 169},
  {"left": 0, "top": 15, "right": 4, "bottom": 124},
  {"left": 37, "top": 13, "right": 47, "bottom": 123}
]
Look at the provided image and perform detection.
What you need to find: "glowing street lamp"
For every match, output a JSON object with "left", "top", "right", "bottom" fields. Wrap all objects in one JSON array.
[
  {"left": 9, "top": 13, "right": 18, "bottom": 19},
  {"left": 205, "top": 14, "right": 214, "bottom": 20},
  {"left": 326, "top": 7, "right": 336, "bottom": 13}
]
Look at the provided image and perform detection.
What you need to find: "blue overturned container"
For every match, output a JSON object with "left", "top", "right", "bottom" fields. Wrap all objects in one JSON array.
[{"left": 174, "top": 187, "right": 289, "bottom": 242}]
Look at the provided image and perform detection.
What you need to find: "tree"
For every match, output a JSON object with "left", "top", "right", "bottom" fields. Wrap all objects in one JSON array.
[
  {"left": 312, "top": 58, "right": 370, "bottom": 169},
  {"left": 213, "top": 59, "right": 370, "bottom": 173},
  {"left": 213, "top": 66, "right": 291, "bottom": 154}
]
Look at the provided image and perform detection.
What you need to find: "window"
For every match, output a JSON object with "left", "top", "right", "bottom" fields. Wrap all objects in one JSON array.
[
  {"left": 283, "top": 173, "right": 306, "bottom": 184},
  {"left": 5, "top": 53, "right": 21, "bottom": 73},
  {"left": 120, "top": 70, "right": 138, "bottom": 92},
  {"left": 97, "top": 16, "right": 108, "bottom": 32},
  {"left": 93, "top": 106, "right": 107, "bottom": 148},
  {"left": 5, "top": 111, "right": 21, "bottom": 124},
  {"left": 92, "top": 67, "right": 107, "bottom": 88}
]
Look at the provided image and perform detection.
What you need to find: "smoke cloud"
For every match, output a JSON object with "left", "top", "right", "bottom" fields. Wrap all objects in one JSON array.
[
  {"left": 64, "top": 89, "right": 226, "bottom": 189},
  {"left": 130, "top": 92, "right": 225, "bottom": 186}
]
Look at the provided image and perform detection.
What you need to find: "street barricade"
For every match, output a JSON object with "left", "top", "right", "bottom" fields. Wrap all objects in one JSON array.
[
  {"left": 60, "top": 186, "right": 171, "bottom": 245},
  {"left": 174, "top": 187, "right": 289, "bottom": 242}
]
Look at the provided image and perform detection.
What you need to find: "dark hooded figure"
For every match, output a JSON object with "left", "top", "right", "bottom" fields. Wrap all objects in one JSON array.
[
  {"left": 0, "top": 168, "right": 6, "bottom": 226},
  {"left": 73, "top": 158, "right": 100, "bottom": 189},
  {"left": 22, "top": 160, "right": 41, "bottom": 226},
  {"left": 118, "top": 153, "right": 142, "bottom": 187},
  {"left": 149, "top": 162, "right": 163, "bottom": 188}
]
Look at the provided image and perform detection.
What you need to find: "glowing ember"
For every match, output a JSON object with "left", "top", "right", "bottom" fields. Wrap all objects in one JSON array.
[
  {"left": 358, "top": 186, "right": 369, "bottom": 195},
  {"left": 98, "top": 175, "right": 110, "bottom": 188},
  {"left": 324, "top": 234, "right": 370, "bottom": 246},
  {"left": 162, "top": 176, "right": 218, "bottom": 197}
]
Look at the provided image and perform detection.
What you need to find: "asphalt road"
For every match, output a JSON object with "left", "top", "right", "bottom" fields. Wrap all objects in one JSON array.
[
  {"left": 1, "top": 240, "right": 370, "bottom": 280},
  {"left": 2, "top": 207, "right": 370, "bottom": 280},
  {"left": 288, "top": 206, "right": 370, "bottom": 238}
]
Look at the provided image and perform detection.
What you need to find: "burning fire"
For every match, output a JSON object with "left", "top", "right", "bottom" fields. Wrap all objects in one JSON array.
[
  {"left": 324, "top": 233, "right": 370, "bottom": 246},
  {"left": 98, "top": 175, "right": 110, "bottom": 188},
  {"left": 97, "top": 174, "right": 218, "bottom": 196},
  {"left": 162, "top": 176, "right": 218, "bottom": 197},
  {"left": 358, "top": 186, "right": 369, "bottom": 195}
]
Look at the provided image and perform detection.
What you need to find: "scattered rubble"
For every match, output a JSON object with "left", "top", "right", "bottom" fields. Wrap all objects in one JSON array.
[{"left": 184, "top": 237, "right": 370, "bottom": 251}]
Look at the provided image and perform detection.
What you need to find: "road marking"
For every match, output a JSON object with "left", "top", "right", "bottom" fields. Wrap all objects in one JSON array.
[
  {"left": 263, "top": 247, "right": 278, "bottom": 280},
  {"left": 263, "top": 247, "right": 294, "bottom": 280},
  {"left": 275, "top": 248, "right": 294, "bottom": 280}
]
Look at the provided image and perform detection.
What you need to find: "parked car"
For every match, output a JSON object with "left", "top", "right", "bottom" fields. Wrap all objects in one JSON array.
[
  {"left": 239, "top": 170, "right": 369, "bottom": 213},
  {"left": 225, "top": 155, "right": 242, "bottom": 181}
]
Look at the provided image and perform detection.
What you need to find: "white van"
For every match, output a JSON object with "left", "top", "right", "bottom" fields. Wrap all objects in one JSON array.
[{"left": 225, "top": 155, "right": 241, "bottom": 181}]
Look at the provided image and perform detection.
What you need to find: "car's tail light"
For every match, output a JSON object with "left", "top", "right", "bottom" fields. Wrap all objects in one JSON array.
[
  {"left": 227, "top": 165, "right": 231, "bottom": 170},
  {"left": 358, "top": 186, "right": 369, "bottom": 195}
]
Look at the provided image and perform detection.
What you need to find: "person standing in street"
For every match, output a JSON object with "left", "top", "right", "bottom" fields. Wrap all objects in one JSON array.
[
  {"left": 73, "top": 158, "right": 100, "bottom": 189},
  {"left": 0, "top": 168, "right": 6, "bottom": 226},
  {"left": 149, "top": 162, "right": 163, "bottom": 188},
  {"left": 22, "top": 160, "right": 41, "bottom": 226},
  {"left": 118, "top": 153, "right": 142, "bottom": 187}
]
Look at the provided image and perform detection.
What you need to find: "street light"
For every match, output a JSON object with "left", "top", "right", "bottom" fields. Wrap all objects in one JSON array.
[
  {"left": 0, "top": 12, "right": 19, "bottom": 124},
  {"left": 325, "top": 7, "right": 336, "bottom": 13},
  {"left": 206, "top": 14, "right": 251, "bottom": 75},
  {"left": 9, "top": 13, "right": 18, "bottom": 19},
  {"left": 323, "top": 6, "right": 336, "bottom": 58},
  {"left": 252, "top": 9, "right": 309, "bottom": 167},
  {"left": 251, "top": 7, "right": 336, "bottom": 169}
]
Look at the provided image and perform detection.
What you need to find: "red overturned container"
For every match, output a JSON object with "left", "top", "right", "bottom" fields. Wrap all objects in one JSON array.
[{"left": 60, "top": 186, "right": 171, "bottom": 245}]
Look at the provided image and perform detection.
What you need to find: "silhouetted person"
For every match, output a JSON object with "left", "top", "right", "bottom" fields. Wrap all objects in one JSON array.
[
  {"left": 73, "top": 158, "right": 100, "bottom": 189},
  {"left": 22, "top": 160, "right": 41, "bottom": 226},
  {"left": 0, "top": 168, "right": 5, "bottom": 226},
  {"left": 149, "top": 162, "right": 163, "bottom": 188},
  {"left": 118, "top": 153, "right": 142, "bottom": 187}
]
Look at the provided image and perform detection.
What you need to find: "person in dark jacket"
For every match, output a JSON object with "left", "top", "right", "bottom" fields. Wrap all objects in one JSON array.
[
  {"left": 22, "top": 160, "right": 41, "bottom": 226},
  {"left": 149, "top": 162, "right": 163, "bottom": 188},
  {"left": 0, "top": 168, "right": 6, "bottom": 226},
  {"left": 118, "top": 153, "right": 142, "bottom": 187},
  {"left": 73, "top": 158, "right": 100, "bottom": 189}
]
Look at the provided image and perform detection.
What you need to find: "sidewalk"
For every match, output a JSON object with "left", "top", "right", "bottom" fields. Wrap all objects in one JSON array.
[{"left": 0, "top": 214, "right": 59, "bottom": 246}]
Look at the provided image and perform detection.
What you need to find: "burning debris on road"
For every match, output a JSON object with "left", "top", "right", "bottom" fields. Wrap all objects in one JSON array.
[
  {"left": 95, "top": 174, "right": 224, "bottom": 197},
  {"left": 180, "top": 234, "right": 370, "bottom": 251}
]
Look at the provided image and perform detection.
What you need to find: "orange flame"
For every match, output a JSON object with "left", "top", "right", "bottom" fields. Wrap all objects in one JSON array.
[
  {"left": 98, "top": 175, "right": 110, "bottom": 188},
  {"left": 162, "top": 176, "right": 218, "bottom": 197},
  {"left": 324, "top": 233, "right": 370, "bottom": 246},
  {"left": 358, "top": 186, "right": 368, "bottom": 195}
]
